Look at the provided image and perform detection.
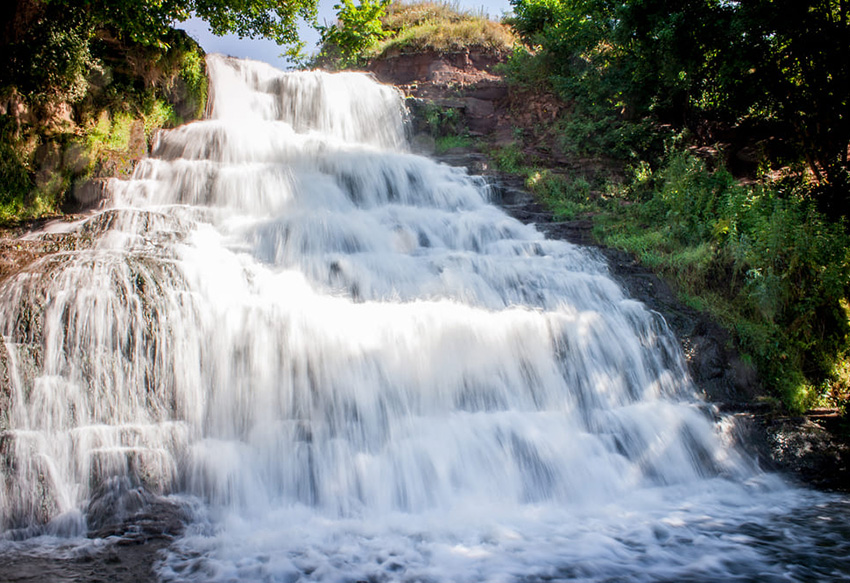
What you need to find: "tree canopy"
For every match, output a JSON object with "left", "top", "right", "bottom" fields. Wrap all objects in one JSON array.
[
  {"left": 509, "top": 0, "right": 850, "bottom": 211},
  {"left": 43, "top": 0, "right": 318, "bottom": 47}
]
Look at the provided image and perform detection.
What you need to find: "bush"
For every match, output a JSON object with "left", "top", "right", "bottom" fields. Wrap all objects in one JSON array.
[
  {"left": 599, "top": 152, "right": 850, "bottom": 411},
  {"left": 3, "top": 17, "right": 99, "bottom": 104},
  {"left": 317, "top": 0, "right": 391, "bottom": 66},
  {"left": 526, "top": 170, "right": 592, "bottom": 220},
  {"left": 0, "top": 118, "right": 37, "bottom": 222}
]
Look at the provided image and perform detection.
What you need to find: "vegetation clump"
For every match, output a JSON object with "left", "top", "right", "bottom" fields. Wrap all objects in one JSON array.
[
  {"left": 599, "top": 155, "right": 850, "bottom": 412},
  {"left": 315, "top": 0, "right": 516, "bottom": 68},
  {"left": 375, "top": 1, "right": 516, "bottom": 55},
  {"left": 0, "top": 0, "right": 315, "bottom": 222},
  {"left": 0, "top": 27, "right": 207, "bottom": 221}
]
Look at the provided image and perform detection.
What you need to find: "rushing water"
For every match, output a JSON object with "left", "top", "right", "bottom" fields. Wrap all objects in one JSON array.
[{"left": 1, "top": 55, "right": 849, "bottom": 582}]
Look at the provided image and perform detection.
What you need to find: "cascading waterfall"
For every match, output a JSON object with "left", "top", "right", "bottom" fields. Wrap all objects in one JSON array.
[{"left": 1, "top": 55, "right": 848, "bottom": 582}]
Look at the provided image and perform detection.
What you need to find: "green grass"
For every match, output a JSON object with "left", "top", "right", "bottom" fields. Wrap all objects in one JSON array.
[
  {"left": 313, "top": 0, "right": 516, "bottom": 68},
  {"left": 435, "top": 134, "right": 473, "bottom": 153},
  {"left": 372, "top": 18, "right": 516, "bottom": 55},
  {"left": 592, "top": 154, "right": 850, "bottom": 412},
  {"left": 526, "top": 170, "right": 593, "bottom": 220},
  {"left": 367, "top": 1, "right": 516, "bottom": 58},
  {"left": 490, "top": 142, "right": 526, "bottom": 174}
]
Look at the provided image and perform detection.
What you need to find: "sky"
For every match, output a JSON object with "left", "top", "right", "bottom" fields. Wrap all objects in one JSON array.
[{"left": 177, "top": 0, "right": 514, "bottom": 70}]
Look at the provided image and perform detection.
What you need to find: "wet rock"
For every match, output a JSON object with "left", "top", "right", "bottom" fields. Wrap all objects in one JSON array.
[
  {"left": 0, "top": 479, "right": 192, "bottom": 583},
  {"left": 690, "top": 336, "right": 724, "bottom": 380},
  {"left": 87, "top": 478, "right": 188, "bottom": 541},
  {"left": 763, "top": 414, "right": 850, "bottom": 491},
  {"left": 410, "top": 132, "right": 436, "bottom": 155},
  {"left": 71, "top": 178, "right": 110, "bottom": 211},
  {"left": 729, "top": 356, "right": 759, "bottom": 395}
]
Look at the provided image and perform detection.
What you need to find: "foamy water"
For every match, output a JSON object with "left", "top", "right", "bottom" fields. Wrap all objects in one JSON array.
[{"left": 1, "top": 55, "right": 848, "bottom": 582}]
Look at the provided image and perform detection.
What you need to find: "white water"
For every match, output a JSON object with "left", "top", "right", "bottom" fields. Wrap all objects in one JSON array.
[{"left": 1, "top": 55, "right": 849, "bottom": 582}]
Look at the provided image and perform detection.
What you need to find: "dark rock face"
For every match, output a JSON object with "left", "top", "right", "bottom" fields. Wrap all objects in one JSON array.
[
  {"left": 0, "top": 491, "right": 189, "bottom": 583},
  {"left": 369, "top": 48, "right": 509, "bottom": 138},
  {"left": 72, "top": 178, "right": 111, "bottom": 209},
  {"left": 368, "top": 48, "right": 504, "bottom": 86},
  {"left": 761, "top": 414, "right": 850, "bottom": 491}
]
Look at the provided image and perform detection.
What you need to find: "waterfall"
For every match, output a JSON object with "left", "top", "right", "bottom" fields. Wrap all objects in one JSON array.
[{"left": 1, "top": 55, "right": 847, "bottom": 582}]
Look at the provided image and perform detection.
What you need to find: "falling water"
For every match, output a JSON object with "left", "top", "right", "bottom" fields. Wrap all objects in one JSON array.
[{"left": 1, "top": 55, "right": 849, "bottom": 582}]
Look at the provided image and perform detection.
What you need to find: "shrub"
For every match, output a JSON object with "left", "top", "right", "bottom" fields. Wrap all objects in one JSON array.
[
  {"left": 317, "top": 0, "right": 391, "bottom": 66},
  {"left": 599, "top": 151, "right": 850, "bottom": 411},
  {"left": 3, "top": 18, "right": 99, "bottom": 104}
]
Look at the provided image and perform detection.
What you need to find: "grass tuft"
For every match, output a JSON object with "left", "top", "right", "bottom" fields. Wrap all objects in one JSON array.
[{"left": 368, "top": 1, "right": 516, "bottom": 58}]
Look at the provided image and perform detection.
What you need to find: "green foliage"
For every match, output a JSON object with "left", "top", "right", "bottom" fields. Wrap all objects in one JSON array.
[
  {"left": 501, "top": 1, "right": 850, "bottom": 411},
  {"left": 421, "top": 103, "right": 464, "bottom": 138},
  {"left": 732, "top": 0, "right": 850, "bottom": 192},
  {"left": 314, "top": 1, "right": 516, "bottom": 67},
  {"left": 0, "top": 119, "right": 37, "bottom": 222},
  {"left": 491, "top": 142, "right": 526, "bottom": 174},
  {"left": 508, "top": 0, "right": 850, "bottom": 209},
  {"left": 496, "top": 46, "right": 551, "bottom": 91},
  {"left": 0, "top": 16, "right": 208, "bottom": 221},
  {"left": 507, "top": 0, "right": 564, "bottom": 40},
  {"left": 435, "top": 135, "right": 473, "bottom": 153},
  {"left": 142, "top": 99, "right": 177, "bottom": 138},
  {"left": 597, "top": 152, "right": 850, "bottom": 411},
  {"left": 526, "top": 170, "right": 592, "bottom": 220},
  {"left": 42, "top": 0, "right": 318, "bottom": 48},
  {"left": 318, "top": 0, "right": 391, "bottom": 66},
  {"left": 176, "top": 45, "right": 209, "bottom": 120},
  {"left": 87, "top": 112, "right": 133, "bottom": 153},
  {"left": 3, "top": 16, "right": 99, "bottom": 104}
]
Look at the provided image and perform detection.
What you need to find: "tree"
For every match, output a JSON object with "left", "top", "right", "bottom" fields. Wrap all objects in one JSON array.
[
  {"left": 1, "top": 0, "right": 318, "bottom": 101},
  {"left": 741, "top": 1, "right": 849, "bottom": 195},
  {"left": 510, "top": 0, "right": 850, "bottom": 211},
  {"left": 40, "top": 0, "right": 318, "bottom": 48},
  {"left": 316, "top": 0, "right": 390, "bottom": 66}
]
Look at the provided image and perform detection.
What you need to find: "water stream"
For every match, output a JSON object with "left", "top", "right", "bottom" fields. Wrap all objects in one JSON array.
[{"left": 1, "top": 55, "right": 848, "bottom": 582}]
